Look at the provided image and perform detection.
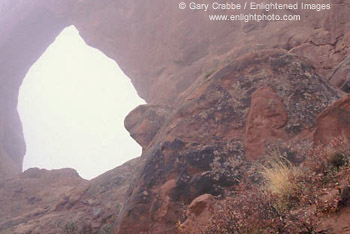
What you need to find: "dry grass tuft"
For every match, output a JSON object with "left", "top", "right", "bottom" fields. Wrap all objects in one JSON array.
[
  {"left": 262, "top": 158, "right": 300, "bottom": 196},
  {"left": 260, "top": 152, "right": 302, "bottom": 212}
]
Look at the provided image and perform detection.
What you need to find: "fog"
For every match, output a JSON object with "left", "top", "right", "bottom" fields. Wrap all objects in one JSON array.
[{"left": 18, "top": 26, "right": 145, "bottom": 179}]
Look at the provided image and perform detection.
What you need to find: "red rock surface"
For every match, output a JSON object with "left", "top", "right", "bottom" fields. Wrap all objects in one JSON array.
[
  {"left": 179, "top": 194, "right": 215, "bottom": 232},
  {"left": 314, "top": 94, "right": 350, "bottom": 144},
  {"left": 117, "top": 50, "right": 339, "bottom": 233},
  {"left": 245, "top": 87, "right": 288, "bottom": 160},
  {"left": 1, "top": 0, "right": 350, "bottom": 233},
  {"left": 124, "top": 105, "right": 172, "bottom": 149},
  {"left": 1, "top": 0, "right": 350, "bottom": 177},
  {"left": 0, "top": 48, "right": 345, "bottom": 233},
  {"left": 0, "top": 158, "right": 142, "bottom": 233}
]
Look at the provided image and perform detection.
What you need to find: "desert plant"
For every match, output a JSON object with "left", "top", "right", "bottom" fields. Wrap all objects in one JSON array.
[
  {"left": 201, "top": 183, "right": 316, "bottom": 234},
  {"left": 326, "top": 138, "right": 350, "bottom": 170},
  {"left": 304, "top": 137, "right": 350, "bottom": 178},
  {"left": 260, "top": 155, "right": 302, "bottom": 212},
  {"left": 182, "top": 142, "right": 346, "bottom": 234}
]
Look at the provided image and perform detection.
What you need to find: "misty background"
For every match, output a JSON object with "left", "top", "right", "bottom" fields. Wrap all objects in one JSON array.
[{"left": 18, "top": 26, "right": 145, "bottom": 179}]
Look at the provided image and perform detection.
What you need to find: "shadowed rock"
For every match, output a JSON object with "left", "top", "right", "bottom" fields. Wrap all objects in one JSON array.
[
  {"left": 117, "top": 50, "right": 340, "bottom": 233},
  {"left": 1, "top": 0, "right": 350, "bottom": 232},
  {"left": 314, "top": 94, "right": 350, "bottom": 144}
]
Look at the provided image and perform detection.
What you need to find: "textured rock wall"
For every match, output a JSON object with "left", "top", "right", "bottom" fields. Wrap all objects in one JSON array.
[
  {"left": 1, "top": 0, "right": 350, "bottom": 177},
  {"left": 0, "top": 0, "right": 69, "bottom": 177},
  {"left": 1, "top": 0, "right": 350, "bottom": 233},
  {"left": 0, "top": 158, "right": 142, "bottom": 234},
  {"left": 117, "top": 50, "right": 340, "bottom": 233},
  {"left": 68, "top": 0, "right": 350, "bottom": 103}
]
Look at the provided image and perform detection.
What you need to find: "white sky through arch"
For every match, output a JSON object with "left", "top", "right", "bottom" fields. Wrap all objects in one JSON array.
[{"left": 18, "top": 26, "right": 145, "bottom": 179}]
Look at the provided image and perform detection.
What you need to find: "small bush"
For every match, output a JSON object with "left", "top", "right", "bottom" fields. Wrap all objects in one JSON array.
[
  {"left": 261, "top": 155, "right": 302, "bottom": 212},
  {"left": 306, "top": 137, "right": 350, "bottom": 176},
  {"left": 326, "top": 139, "right": 350, "bottom": 170},
  {"left": 182, "top": 139, "right": 350, "bottom": 234},
  {"left": 202, "top": 184, "right": 316, "bottom": 234}
]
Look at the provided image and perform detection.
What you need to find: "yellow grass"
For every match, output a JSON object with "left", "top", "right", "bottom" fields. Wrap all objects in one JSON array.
[{"left": 260, "top": 155, "right": 301, "bottom": 211}]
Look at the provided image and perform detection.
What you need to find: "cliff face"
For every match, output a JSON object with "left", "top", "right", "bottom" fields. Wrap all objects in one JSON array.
[
  {"left": 1, "top": 0, "right": 350, "bottom": 233},
  {"left": 1, "top": 0, "right": 350, "bottom": 177},
  {"left": 0, "top": 158, "right": 142, "bottom": 234},
  {"left": 117, "top": 50, "right": 341, "bottom": 233}
]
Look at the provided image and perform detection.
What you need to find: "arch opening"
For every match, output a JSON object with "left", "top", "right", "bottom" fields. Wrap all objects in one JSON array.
[{"left": 17, "top": 26, "right": 145, "bottom": 179}]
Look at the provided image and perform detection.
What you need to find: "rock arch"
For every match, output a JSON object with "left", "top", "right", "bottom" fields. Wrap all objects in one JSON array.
[
  {"left": 1, "top": 0, "right": 349, "bottom": 178},
  {"left": 1, "top": 1, "right": 350, "bottom": 233}
]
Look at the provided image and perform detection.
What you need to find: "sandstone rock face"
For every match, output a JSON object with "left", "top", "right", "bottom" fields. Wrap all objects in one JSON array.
[
  {"left": 0, "top": 0, "right": 69, "bottom": 177},
  {"left": 0, "top": 49, "right": 341, "bottom": 233},
  {"left": 0, "top": 168, "right": 86, "bottom": 233},
  {"left": 329, "top": 56, "right": 350, "bottom": 92},
  {"left": 187, "top": 193, "right": 214, "bottom": 216},
  {"left": 179, "top": 194, "right": 215, "bottom": 232},
  {"left": 67, "top": 0, "right": 350, "bottom": 103},
  {"left": 314, "top": 94, "right": 350, "bottom": 144},
  {"left": 117, "top": 50, "right": 339, "bottom": 233},
  {"left": 1, "top": 0, "right": 350, "bottom": 177},
  {"left": 0, "top": 158, "right": 142, "bottom": 233},
  {"left": 124, "top": 105, "right": 172, "bottom": 149},
  {"left": 245, "top": 87, "right": 288, "bottom": 160},
  {"left": 1, "top": 0, "right": 350, "bottom": 233}
]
